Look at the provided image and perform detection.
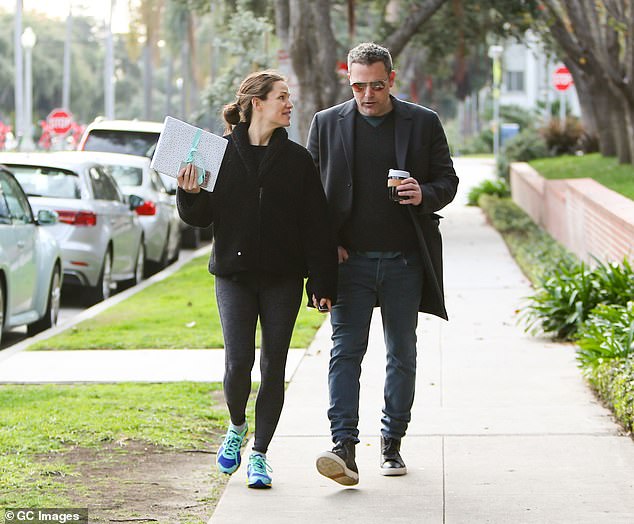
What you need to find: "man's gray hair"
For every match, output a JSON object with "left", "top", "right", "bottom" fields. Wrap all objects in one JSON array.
[{"left": 347, "top": 42, "right": 393, "bottom": 73}]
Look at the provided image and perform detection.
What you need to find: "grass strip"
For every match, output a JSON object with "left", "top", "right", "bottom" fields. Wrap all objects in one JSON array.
[
  {"left": 0, "top": 382, "right": 251, "bottom": 507},
  {"left": 29, "top": 256, "right": 327, "bottom": 350}
]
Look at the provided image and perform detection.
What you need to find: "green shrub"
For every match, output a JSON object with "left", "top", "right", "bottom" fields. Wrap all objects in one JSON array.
[
  {"left": 522, "top": 259, "right": 600, "bottom": 339},
  {"left": 592, "top": 258, "right": 634, "bottom": 302},
  {"left": 467, "top": 178, "right": 510, "bottom": 206},
  {"left": 540, "top": 117, "right": 585, "bottom": 155},
  {"left": 504, "top": 127, "right": 549, "bottom": 162},
  {"left": 461, "top": 129, "right": 493, "bottom": 155},
  {"left": 523, "top": 258, "right": 634, "bottom": 340},
  {"left": 499, "top": 104, "right": 537, "bottom": 130},
  {"left": 587, "top": 354, "right": 634, "bottom": 433},
  {"left": 576, "top": 302, "right": 634, "bottom": 369}
]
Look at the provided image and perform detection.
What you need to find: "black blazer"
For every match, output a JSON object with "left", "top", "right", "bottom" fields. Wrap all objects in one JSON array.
[
  {"left": 177, "top": 122, "right": 338, "bottom": 305},
  {"left": 307, "top": 96, "right": 458, "bottom": 319}
]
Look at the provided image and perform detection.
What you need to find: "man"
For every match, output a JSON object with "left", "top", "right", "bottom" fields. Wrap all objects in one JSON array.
[{"left": 307, "top": 42, "right": 458, "bottom": 486}]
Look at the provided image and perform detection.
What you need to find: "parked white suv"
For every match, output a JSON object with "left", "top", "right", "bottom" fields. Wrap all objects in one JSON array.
[{"left": 78, "top": 119, "right": 163, "bottom": 158}]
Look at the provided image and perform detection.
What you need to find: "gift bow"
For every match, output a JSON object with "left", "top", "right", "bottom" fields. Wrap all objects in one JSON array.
[{"left": 185, "top": 129, "right": 205, "bottom": 185}]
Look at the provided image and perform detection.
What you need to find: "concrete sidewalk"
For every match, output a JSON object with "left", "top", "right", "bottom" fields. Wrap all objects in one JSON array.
[{"left": 209, "top": 158, "right": 634, "bottom": 524}]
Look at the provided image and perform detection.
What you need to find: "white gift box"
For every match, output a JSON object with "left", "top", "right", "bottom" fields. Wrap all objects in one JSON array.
[{"left": 150, "top": 116, "right": 228, "bottom": 192}]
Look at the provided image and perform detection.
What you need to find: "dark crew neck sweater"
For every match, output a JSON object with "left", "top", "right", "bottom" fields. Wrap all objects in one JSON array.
[{"left": 341, "top": 111, "right": 417, "bottom": 252}]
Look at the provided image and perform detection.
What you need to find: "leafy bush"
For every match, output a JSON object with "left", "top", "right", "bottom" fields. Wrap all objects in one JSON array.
[
  {"left": 497, "top": 127, "right": 550, "bottom": 178},
  {"left": 540, "top": 117, "right": 585, "bottom": 155},
  {"left": 504, "top": 127, "right": 549, "bottom": 162},
  {"left": 499, "top": 104, "right": 538, "bottom": 130},
  {"left": 461, "top": 129, "right": 493, "bottom": 155},
  {"left": 576, "top": 302, "right": 634, "bottom": 369},
  {"left": 522, "top": 260, "right": 600, "bottom": 339},
  {"left": 523, "top": 258, "right": 634, "bottom": 340},
  {"left": 467, "top": 178, "right": 510, "bottom": 206},
  {"left": 587, "top": 354, "right": 634, "bottom": 433},
  {"left": 592, "top": 258, "right": 634, "bottom": 301}
]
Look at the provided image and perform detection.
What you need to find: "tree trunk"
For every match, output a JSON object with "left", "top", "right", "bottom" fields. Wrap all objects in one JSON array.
[
  {"left": 610, "top": 88, "right": 631, "bottom": 164},
  {"left": 288, "top": 0, "right": 338, "bottom": 143},
  {"left": 541, "top": 0, "right": 633, "bottom": 164},
  {"left": 274, "top": 0, "right": 290, "bottom": 50},
  {"left": 626, "top": 103, "right": 634, "bottom": 164}
]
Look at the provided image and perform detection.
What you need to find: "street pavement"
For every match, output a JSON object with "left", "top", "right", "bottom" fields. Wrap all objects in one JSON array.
[
  {"left": 208, "top": 157, "right": 634, "bottom": 524},
  {"left": 1, "top": 157, "right": 632, "bottom": 522}
]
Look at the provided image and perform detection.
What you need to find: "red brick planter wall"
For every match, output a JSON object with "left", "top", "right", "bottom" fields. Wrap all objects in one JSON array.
[{"left": 510, "top": 162, "right": 634, "bottom": 264}]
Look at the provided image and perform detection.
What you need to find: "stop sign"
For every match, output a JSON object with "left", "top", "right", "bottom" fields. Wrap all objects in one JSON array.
[
  {"left": 47, "top": 108, "right": 73, "bottom": 135},
  {"left": 553, "top": 66, "right": 573, "bottom": 91}
]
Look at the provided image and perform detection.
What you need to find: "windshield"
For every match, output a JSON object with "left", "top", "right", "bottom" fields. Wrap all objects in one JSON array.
[
  {"left": 83, "top": 130, "right": 160, "bottom": 157},
  {"left": 102, "top": 165, "right": 143, "bottom": 187},
  {"left": 10, "top": 166, "right": 80, "bottom": 199}
]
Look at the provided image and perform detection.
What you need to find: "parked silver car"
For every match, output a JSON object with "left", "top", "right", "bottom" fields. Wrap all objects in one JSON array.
[
  {"left": 0, "top": 152, "right": 145, "bottom": 305},
  {"left": 0, "top": 165, "right": 62, "bottom": 343},
  {"left": 83, "top": 152, "right": 181, "bottom": 273}
]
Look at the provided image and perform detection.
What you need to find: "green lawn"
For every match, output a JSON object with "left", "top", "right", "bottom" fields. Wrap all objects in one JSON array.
[
  {"left": 0, "top": 382, "right": 249, "bottom": 508},
  {"left": 529, "top": 153, "right": 634, "bottom": 200},
  {"left": 29, "top": 256, "right": 328, "bottom": 350}
]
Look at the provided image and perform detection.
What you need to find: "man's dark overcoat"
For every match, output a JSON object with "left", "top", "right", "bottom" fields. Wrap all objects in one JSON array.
[{"left": 307, "top": 96, "right": 458, "bottom": 320}]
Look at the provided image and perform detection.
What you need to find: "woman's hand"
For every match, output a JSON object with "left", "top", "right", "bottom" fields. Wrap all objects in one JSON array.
[
  {"left": 312, "top": 295, "right": 332, "bottom": 313},
  {"left": 177, "top": 163, "right": 201, "bottom": 194},
  {"left": 337, "top": 246, "right": 349, "bottom": 264}
]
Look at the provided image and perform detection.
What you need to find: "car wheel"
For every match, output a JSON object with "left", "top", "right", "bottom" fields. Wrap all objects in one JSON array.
[
  {"left": 27, "top": 264, "right": 62, "bottom": 336},
  {"left": 169, "top": 232, "right": 181, "bottom": 264},
  {"left": 151, "top": 230, "right": 170, "bottom": 274},
  {"left": 85, "top": 249, "right": 113, "bottom": 305},
  {"left": 133, "top": 242, "right": 145, "bottom": 285}
]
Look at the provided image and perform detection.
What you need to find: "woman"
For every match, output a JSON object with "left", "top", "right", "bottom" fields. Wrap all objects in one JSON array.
[{"left": 176, "top": 71, "right": 337, "bottom": 489}]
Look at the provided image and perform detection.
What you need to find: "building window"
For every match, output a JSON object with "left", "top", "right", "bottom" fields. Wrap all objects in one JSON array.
[{"left": 505, "top": 71, "right": 525, "bottom": 92}]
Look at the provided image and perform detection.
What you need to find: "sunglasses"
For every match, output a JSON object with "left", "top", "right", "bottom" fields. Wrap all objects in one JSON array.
[{"left": 349, "top": 80, "right": 388, "bottom": 92}]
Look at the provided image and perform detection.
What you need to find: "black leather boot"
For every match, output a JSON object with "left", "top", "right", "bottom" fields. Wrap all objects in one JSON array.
[{"left": 380, "top": 436, "right": 407, "bottom": 476}]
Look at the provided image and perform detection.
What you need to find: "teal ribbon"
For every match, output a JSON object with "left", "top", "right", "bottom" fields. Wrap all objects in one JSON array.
[{"left": 185, "top": 129, "right": 205, "bottom": 185}]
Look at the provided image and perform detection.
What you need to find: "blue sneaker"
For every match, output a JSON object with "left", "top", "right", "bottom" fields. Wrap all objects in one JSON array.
[
  {"left": 247, "top": 453, "right": 272, "bottom": 489},
  {"left": 216, "top": 424, "right": 248, "bottom": 475}
]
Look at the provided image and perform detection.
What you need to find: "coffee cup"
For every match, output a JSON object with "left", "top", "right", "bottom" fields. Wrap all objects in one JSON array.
[{"left": 387, "top": 169, "right": 409, "bottom": 201}]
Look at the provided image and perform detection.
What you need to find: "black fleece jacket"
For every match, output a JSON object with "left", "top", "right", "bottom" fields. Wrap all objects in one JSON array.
[{"left": 176, "top": 122, "right": 337, "bottom": 305}]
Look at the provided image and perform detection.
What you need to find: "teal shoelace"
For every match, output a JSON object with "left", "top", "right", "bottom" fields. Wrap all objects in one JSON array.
[
  {"left": 249, "top": 455, "right": 272, "bottom": 476},
  {"left": 221, "top": 429, "right": 244, "bottom": 459}
]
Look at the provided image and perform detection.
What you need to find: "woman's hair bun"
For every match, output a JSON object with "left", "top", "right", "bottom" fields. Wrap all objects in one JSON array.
[{"left": 223, "top": 103, "right": 241, "bottom": 126}]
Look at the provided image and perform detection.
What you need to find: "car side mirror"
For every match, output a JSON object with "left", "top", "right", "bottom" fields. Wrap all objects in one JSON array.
[
  {"left": 128, "top": 194, "right": 144, "bottom": 210},
  {"left": 37, "top": 209, "right": 58, "bottom": 225}
]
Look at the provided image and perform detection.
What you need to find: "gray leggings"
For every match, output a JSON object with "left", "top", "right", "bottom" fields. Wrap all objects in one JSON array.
[{"left": 215, "top": 273, "right": 303, "bottom": 453}]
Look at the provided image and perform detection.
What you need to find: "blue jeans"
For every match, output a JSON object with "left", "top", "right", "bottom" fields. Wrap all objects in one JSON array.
[{"left": 328, "top": 251, "right": 423, "bottom": 444}]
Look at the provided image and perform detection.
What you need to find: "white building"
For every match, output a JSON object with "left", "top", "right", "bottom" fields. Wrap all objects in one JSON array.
[{"left": 499, "top": 31, "right": 580, "bottom": 118}]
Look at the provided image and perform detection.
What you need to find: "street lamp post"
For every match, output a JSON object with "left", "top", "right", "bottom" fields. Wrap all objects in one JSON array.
[
  {"left": 21, "top": 26, "right": 37, "bottom": 152},
  {"left": 488, "top": 45, "right": 503, "bottom": 165},
  {"left": 14, "top": 0, "right": 24, "bottom": 147}
]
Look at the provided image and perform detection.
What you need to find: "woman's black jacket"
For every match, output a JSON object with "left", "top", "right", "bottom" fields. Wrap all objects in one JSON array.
[{"left": 176, "top": 122, "right": 337, "bottom": 305}]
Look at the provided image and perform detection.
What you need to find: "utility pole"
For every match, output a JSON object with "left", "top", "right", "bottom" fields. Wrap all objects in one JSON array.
[
  {"left": 14, "top": 0, "right": 24, "bottom": 144},
  {"left": 62, "top": 4, "right": 73, "bottom": 110},
  {"left": 104, "top": 0, "right": 116, "bottom": 119}
]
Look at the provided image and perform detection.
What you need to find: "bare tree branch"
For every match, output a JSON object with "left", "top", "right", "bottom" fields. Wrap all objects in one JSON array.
[{"left": 384, "top": 0, "right": 448, "bottom": 58}]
